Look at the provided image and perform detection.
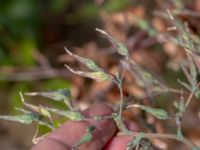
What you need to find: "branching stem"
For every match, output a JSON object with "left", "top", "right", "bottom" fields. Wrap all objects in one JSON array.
[
  {"left": 185, "top": 82, "right": 200, "bottom": 107},
  {"left": 119, "top": 132, "right": 198, "bottom": 149}
]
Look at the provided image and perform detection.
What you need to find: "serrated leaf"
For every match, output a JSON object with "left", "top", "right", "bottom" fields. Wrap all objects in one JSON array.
[
  {"left": 65, "top": 65, "right": 112, "bottom": 82},
  {"left": 64, "top": 47, "right": 101, "bottom": 71},
  {"left": 96, "top": 28, "right": 129, "bottom": 57},
  {"left": 128, "top": 104, "right": 169, "bottom": 120}
]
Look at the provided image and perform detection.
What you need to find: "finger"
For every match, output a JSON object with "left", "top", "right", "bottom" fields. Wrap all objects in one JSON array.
[
  {"left": 104, "top": 119, "right": 139, "bottom": 150},
  {"left": 104, "top": 135, "right": 133, "bottom": 150},
  {"left": 31, "top": 137, "right": 70, "bottom": 150},
  {"left": 123, "top": 120, "right": 139, "bottom": 132},
  {"left": 82, "top": 103, "right": 114, "bottom": 118},
  {"left": 82, "top": 103, "right": 117, "bottom": 143},
  {"left": 48, "top": 121, "right": 91, "bottom": 149},
  {"left": 49, "top": 103, "right": 117, "bottom": 149},
  {"left": 32, "top": 120, "right": 90, "bottom": 150},
  {"left": 79, "top": 103, "right": 117, "bottom": 149},
  {"left": 32, "top": 103, "right": 117, "bottom": 150}
]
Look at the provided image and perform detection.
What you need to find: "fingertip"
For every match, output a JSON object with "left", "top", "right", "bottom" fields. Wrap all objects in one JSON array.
[
  {"left": 48, "top": 121, "right": 90, "bottom": 148},
  {"left": 104, "top": 135, "right": 133, "bottom": 150},
  {"left": 31, "top": 137, "right": 70, "bottom": 150}
]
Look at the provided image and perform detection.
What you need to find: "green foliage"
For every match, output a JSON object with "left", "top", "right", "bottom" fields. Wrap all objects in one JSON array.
[
  {"left": 65, "top": 65, "right": 112, "bottom": 82},
  {"left": 72, "top": 126, "right": 95, "bottom": 149},
  {"left": 112, "top": 113, "right": 129, "bottom": 133},
  {"left": 8, "top": 82, "right": 31, "bottom": 111},
  {"left": 25, "top": 88, "right": 73, "bottom": 110},
  {"left": 96, "top": 28, "right": 129, "bottom": 57},
  {"left": 1, "top": 3, "right": 200, "bottom": 149},
  {"left": 0, "top": 113, "right": 39, "bottom": 124},
  {"left": 135, "top": 17, "right": 156, "bottom": 36},
  {"left": 50, "top": 0, "right": 70, "bottom": 13},
  {"left": 25, "top": 89, "right": 71, "bottom": 102},
  {"left": 104, "top": 0, "right": 130, "bottom": 13},
  {"left": 128, "top": 104, "right": 169, "bottom": 120},
  {"left": 64, "top": 47, "right": 102, "bottom": 71},
  {"left": 46, "top": 108, "right": 84, "bottom": 121},
  {"left": 127, "top": 132, "right": 145, "bottom": 150}
]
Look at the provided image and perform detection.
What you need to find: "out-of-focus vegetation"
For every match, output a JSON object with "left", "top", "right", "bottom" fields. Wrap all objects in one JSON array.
[
  {"left": 0, "top": 0, "right": 200, "bottom": 149},
  {"left": 0, "top": 1, "right": 133, "bottom": 149}
]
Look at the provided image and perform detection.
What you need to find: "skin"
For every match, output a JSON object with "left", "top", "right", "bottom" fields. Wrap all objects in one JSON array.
[{"left": 31, "top": 103, "right": 139, "bottom": 150}]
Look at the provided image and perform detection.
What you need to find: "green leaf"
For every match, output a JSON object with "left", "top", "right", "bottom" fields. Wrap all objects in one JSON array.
[
  {"left": 136, "top": 18, "right": 156, "bottom": 36},
  {"left": 96, "top": 28, "right": 129, "bottom": 57},
  {"left": 19, "top": 92, "right": 52, "bottom": 120},
  {"left": 65, "top": 65, "right": 112, "bottom": 82},
  {"left": 25, "top": 89, "right": 74, "bottom": 110},
  {"left": 0, "top": 113, "right": 39, "bottom": 124},
  {"left": 64, "top": 47, "right": 101, "bottom": 71},
  {"left": 103, "top": 0, "right": 130, "bottom": 12},
  {"left": 46, "top": 107, "right": 84, "bottom": 121},
  {"left": 127, "top": 132, "right": 145, "bottom": 150},
  {"left": 128, "top": 104, "right": 169, "bottom": 120},
  {"left": 25, "top": 89, "right": 71, "bottom": 101},
  {"left": 73, "top": 126, "right": 95, "bottom": 149}
]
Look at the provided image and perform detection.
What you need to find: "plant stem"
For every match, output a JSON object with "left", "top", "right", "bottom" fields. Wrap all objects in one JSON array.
[
  {"left": 118, "top": 84, "right": 123, "bottom": 119},
  {"left": 119, "top": 132, "right": 198, "bottom": 149},
  {"left": 185, "top": 82, "right": 200, "bottom": 107},
  {"left": 113, "top": 79, "right": 123, "bottom": 119}
]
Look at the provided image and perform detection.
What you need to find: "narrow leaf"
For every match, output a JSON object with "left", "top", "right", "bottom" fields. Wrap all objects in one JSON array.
[
  {"left": 25, "top": 89, "right": 71, "bottom": 101},
  {"left": 19, "top": 92, "right": 52, "bottom": 120},
  {"left": 127, "top": 104, "right": 169, "bottom": 120},
  {"left": 96, "top": 28, "right": 129, "bottom": 57},
  {"left": 73, "top": 126, "right": 95, "bottom": 149},
  {"left": 64, "top": 47, "right": 101, "bottom": 71},
  {"left": 65, "top": 64, "right": 112, "bottom": 82},
  {"left": 0, "top": 113, "right": 39, "bottom": 124},
  {"left": 46, "top": 107, "right": 84, "bottom": 121}
]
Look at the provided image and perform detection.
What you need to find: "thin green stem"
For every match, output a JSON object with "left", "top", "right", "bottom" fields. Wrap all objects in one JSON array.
[
  {"left": 113, "top": 79, "right": 124, "bottom": 119},
  {"left": 185, "top": 82, "right": 200, "bottom": 107},
  {"left": 118, "top": 84, "right": 123, "bottom": 119},
  {"left": 64, "top": 98, "right": 74, "bottom": 111}
]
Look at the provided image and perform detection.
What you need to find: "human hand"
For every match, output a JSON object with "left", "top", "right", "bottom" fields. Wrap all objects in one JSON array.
[{"left": 31, "top": 103, "right": 138, "bottom": 150}]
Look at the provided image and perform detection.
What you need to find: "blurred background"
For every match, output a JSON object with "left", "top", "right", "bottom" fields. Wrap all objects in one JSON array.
[{"left": 0, "top": 0, "right": 200, "bottom": 149}]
